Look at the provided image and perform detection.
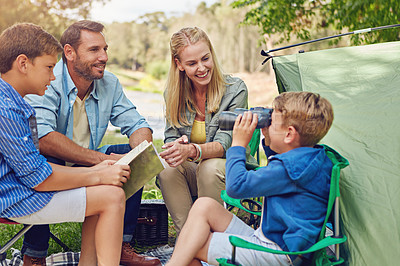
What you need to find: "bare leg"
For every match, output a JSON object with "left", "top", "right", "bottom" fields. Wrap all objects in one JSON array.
[
  {"left": 78, "top": 215, "right": 98, "bottom": 266},
  {"left": 83, "top": 185, "right": 125, "bottom": 266},
  {"left": 166, "top": 197, "right": 233, "bottom": 266}
]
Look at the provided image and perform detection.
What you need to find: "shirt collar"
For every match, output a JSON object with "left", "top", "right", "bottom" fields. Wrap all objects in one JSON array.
[
  {"left": 0, "top": 78, "right": 35, "bottom": 119},
  {"left": 60, "top": 60, "right": 78, "bottom": 96},
  {"left": 60, "top": 60, "right": 99, "bottom": 101}
]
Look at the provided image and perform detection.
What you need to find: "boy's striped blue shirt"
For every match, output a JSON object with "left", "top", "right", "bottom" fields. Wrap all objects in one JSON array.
[{"left": 0, "top": 78, "right": 54, "bottom": 218}]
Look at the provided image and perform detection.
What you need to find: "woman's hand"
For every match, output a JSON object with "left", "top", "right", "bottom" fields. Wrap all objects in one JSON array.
[
  {"left": 232, "top": 111, "right": 258, "bottom": 147},
  {"left": 160, "top": 135, "right": 194, "bottom": 167}
]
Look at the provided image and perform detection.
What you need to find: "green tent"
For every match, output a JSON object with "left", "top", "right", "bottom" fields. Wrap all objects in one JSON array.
[{"left": 271, "top": 41, "right": 400, "bottom": 265}]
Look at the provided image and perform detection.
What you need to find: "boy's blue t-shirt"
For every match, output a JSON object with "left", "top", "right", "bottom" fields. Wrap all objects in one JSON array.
[
  {"left": 0, "top": 78, "right": 54, "bottom": 218},
  {"left": 226, "top": 144, "right": 332, "bottom": 255}
]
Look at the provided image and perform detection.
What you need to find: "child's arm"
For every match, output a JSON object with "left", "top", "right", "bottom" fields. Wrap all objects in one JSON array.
[
  {"left": 226, "top": 147, "right": 295, "bottom": 199},
  {"left": 0, "top": 110, "right": 130, "bottom": 192},
  {"left": 34, "top": 162, "right": 131, "bottom": 191},
  {"left": 231, "top": 111, "right": 258, "bottom": 147},
  {"left": 226, "top": 111, "right": 292, "bottom": 198}
]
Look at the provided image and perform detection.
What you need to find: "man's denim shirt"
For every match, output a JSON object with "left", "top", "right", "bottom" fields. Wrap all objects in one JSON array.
[{"left": 25, "top": 60, "right": 152, "bottom": 153}]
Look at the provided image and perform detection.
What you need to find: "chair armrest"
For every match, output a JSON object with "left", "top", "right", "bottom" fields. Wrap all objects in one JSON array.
[
  {"left": 221, "top": 190, "right": 262, "bottom": 216},
  {"left": 228, "top": 235, "right": 347, "bottom": 255}
]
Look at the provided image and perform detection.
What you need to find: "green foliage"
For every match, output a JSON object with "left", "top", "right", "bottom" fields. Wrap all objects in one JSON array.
[
  {"left": 0, "top": 0, "right": 108, "bottom": 38},
  {"left": 232, "top": 0, "right": 400, "bottom": 45},
  {"left": 105, "top": 2, "right": 262, "bottom": 73},
  {"left": 328, "top": 0, "right": 400, "bottom": 44},
  {"left": 48, "top": 223, "right": 82, "bottom": 253},
  {"left": 137, "top": 75, "right": 163, "bottom": 93},
  {"left": 146, "top": 60, "right": 169, "bottom": 80},
  {"left": 142, "top": 189, "right": 163, "bottom": 200},
  {"left": 106, "top": 13, "right": 170, "bottom": 72}
]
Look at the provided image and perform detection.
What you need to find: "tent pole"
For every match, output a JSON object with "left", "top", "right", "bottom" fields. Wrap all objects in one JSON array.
[{"left": 261, "top": 24, "right": 400, "bottom": 64}]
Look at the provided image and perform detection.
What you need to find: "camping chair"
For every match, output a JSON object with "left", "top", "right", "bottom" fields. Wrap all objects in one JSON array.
[
  {"left": 217, "top": 144, "right": 349, "bottom": 266},
  {"left": 0, "top": 219, "right": 71, "bottom": 263},
  {"left": 248, "top": 128, "right": 261, "bottom": 165}
]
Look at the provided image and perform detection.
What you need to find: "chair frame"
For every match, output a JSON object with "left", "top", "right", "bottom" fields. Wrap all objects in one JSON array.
[
  {"left": 0, "top": 218, "right": 71, "bottom": 262},
  {"left": 218, "top": 145, "right": 349, "bottom": 266}
]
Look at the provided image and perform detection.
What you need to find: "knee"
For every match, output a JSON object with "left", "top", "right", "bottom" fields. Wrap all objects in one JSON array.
[
  {"left": 101, "top": 186, "right": 125, "bottom": 210},
  {"left": 198, "top": 159, "right": 225, "bottom": 178},
  {"left": 158, "top": 165, "right": 178, "bottom": 183},
  {"left": 191, "top": 197, "right": 219, "bottom": 216},
  {"left": 197, "top": 159, "right": 225, "bottom": 186}
]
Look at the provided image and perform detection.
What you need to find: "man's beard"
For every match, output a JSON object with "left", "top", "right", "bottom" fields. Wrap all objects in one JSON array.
[{"left": 73, "top": 56, "right": 106, "bottom": 81}]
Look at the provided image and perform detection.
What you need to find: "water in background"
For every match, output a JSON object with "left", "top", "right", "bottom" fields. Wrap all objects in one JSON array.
[{"left": 107, "top": 90, "right": 165, "bottom": 140}]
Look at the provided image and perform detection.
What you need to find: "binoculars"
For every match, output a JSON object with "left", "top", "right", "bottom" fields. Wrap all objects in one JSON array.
[{"left": 218, "top": 107, "right": 273, "bottom": 130}]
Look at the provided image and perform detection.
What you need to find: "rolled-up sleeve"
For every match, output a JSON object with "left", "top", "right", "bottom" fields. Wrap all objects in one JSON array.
[
  {"left": 0, "top": 111, "right": 52, "bottom": 188},
  {"left": 212, "top": 79, "right": 248, "bottom": 153},
  {"left": 163, "top": 119, "right": 181, "bottom": 144},
  {"left": 25, "top": 87, "right": 60, "bottom": 139}
]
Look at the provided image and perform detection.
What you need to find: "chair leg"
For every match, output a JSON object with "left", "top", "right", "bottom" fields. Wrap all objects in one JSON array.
[
  {"left": 49, "top": 232, "right": 71, "bottom": 252},
  {"left": 0, "top": 224, "right": 33, "bottom": 256},
  {"left": 227, "top": 245, "right": 242, "bottom": 266}
]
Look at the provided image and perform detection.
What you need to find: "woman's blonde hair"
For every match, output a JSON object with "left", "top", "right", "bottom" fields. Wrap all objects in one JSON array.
[
  {"left": 165, "top": 27, "right": 226, "bottom": 128},
  {"left": 273, "top": 91, "right": 334, "bottom": 146}
]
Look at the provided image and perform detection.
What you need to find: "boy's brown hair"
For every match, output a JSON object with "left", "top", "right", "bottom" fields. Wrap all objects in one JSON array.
[
  {"left": 60, "top": 20, "right": 104, "bottom": 62},
  {"left": 0, "top": 23, "right": 62, "bottom": 74},
  {"left": 273, "top": 91, "right": 334, "bottom": 146}
]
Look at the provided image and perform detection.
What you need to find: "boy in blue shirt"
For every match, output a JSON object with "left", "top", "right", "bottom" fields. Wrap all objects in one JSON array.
[
  {"left": 166, "top": 91, "right": 334, "bottom": 266},
  {"left": 0, "top": 23, "right": 131, "bottom": 266}
]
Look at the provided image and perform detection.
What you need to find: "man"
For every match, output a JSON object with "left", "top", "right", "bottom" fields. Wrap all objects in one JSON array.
[{"left": 24, "top": 20, "right": 161, "bottom": 266}]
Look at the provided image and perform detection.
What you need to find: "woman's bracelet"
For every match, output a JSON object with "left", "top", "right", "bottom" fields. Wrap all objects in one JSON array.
[
  {"left": 187, "top": 143, "right": 202, "bottom": 162},
  {"left": 192, "top": 143, "right": 202, "bottom": 163}
]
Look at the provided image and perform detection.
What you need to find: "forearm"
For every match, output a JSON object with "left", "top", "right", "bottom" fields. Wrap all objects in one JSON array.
[
  {"left": 198, "top": 142, "right": 224, "bottom": 160},
  {"left": 39, "top": 131, "right": 106, "bottom": 166},
  {"left": 225, "top": 146, "right": 255, "bottom": 199},
  {"left": 34, "top": 163, "right": 99, "bottom": 191},
  {"left": 129, "top": 127, "right": 153, "bottom": 148}
]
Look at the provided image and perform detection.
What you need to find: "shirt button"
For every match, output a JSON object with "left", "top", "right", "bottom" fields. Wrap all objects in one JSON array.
[{"left": 23, "top": 137, "right": 28, "bottom": 141}]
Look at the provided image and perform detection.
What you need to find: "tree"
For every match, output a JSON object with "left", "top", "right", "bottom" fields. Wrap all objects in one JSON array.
[
  {"left": 170, "top": 1, "right": 261, "bottom": 73},
  {"left": 231, "top": 0, "right": 400, "bottom": 45},
  {"left": 0, "top": 0, "right": 108, "bottom": 37}
]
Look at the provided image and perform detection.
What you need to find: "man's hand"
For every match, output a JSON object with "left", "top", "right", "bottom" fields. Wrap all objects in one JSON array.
[
  {"left": 106, "top": 153, "right": 125, "bottom": 162},
  {"left": 232, "top": 111, "right": 258, "bottom": 147},
  {"left": 90, "top": 159, "right": 116, "bottom": 169}
]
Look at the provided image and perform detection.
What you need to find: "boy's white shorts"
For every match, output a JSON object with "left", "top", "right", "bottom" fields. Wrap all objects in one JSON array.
[
  {"left": 208, "top": 215, "right": 291, "bottom": 266},
  {"left": 11, "top": 187, "right": 86, "bottom": 224}
]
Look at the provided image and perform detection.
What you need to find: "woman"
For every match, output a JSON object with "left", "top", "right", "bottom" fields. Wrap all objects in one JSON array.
[{"left": 158, "top": 27, "right": 257, "bottom": 235}]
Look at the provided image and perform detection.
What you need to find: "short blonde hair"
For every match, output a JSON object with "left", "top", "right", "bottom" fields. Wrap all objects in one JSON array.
[
  {"left": 165, "top": 27, "right": 226, "bottom": 128},
  {"left": 273, "top": 91, "right": 334, "bottom": 146}
]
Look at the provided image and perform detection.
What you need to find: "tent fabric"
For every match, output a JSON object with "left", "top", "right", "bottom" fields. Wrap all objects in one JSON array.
[{"left": 271, "top": 41, "right": 400, "bottom": 266}]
